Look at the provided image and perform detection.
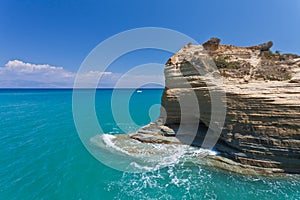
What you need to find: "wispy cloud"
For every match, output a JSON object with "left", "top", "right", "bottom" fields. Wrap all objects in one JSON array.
[
  {"left": 0, "top": 60, "right": 74, "bottom": 87},
  {"left": 5, "top": 60, "right": 71, "bottom": 75},
  {"left": 0, "top": 60, "right": 164, "bottom": 88}
]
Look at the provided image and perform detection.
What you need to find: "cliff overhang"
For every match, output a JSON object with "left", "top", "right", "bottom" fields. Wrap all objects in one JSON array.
[{"left": 100, "top": 38, "right": 300, "bottom": 175}]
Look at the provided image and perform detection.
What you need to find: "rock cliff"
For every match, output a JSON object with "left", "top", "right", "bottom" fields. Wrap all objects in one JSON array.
[{"left": 130, "top": 38, "right": 300, "bottom": 174}]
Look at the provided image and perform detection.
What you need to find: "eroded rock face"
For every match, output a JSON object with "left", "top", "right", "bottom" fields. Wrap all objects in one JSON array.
[
  {"left": 131, "top": 39, "right": 300, "bottom": 174},
  {"left": 203, "top": 37, "right": 221, "bottom": 51}
]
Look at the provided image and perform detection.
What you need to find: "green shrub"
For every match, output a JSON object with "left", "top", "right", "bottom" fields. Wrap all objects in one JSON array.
[{"left": 213, "top": 57, "right": 241, "bottom": 69}]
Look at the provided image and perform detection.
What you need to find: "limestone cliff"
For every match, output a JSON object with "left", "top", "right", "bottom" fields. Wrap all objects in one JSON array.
[{"left": 131, "top": 38, "right": 300, "bottom": 174}]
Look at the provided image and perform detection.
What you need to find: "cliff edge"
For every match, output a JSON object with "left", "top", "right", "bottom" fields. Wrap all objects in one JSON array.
[{"left": 129, "top": 38, "right": 300, "bottom": 174}]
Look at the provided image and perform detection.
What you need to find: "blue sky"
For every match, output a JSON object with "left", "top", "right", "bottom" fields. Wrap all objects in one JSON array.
[{"left": 0, "top": 0, "right": 299, "bottom": 87}]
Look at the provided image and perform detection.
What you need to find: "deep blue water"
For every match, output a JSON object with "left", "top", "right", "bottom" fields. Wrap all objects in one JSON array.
[{"left": 0, "top": 89, "right": 299, "bottom": 200}]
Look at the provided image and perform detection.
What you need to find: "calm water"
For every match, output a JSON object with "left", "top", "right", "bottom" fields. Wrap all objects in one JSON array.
[{"left": 0, "top": 89, "right": 299, "bottom": 200}]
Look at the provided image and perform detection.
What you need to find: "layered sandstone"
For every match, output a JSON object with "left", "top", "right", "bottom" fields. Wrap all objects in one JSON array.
[{"left": 130, "top": 38, "right": 300, "bottom": 174}]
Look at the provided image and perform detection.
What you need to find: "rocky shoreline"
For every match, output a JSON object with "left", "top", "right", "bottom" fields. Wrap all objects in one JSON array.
[{"left": 109, "top": 38, "right": 300, "bottom": 175}]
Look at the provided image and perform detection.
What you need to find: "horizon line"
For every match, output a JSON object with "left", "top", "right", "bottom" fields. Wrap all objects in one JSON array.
[{"left": 0, "top": 87, "right": 165, "bottom": 90}]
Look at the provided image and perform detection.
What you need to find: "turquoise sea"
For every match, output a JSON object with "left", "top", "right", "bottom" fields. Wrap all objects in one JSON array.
[{"left": 0, "top": 89, "right": 299, "bottom": 200}]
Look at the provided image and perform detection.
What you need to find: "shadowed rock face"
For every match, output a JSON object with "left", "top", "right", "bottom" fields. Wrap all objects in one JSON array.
[
  {"left": 131, "top": 39, "right": 300, "bottom": 174},
  {"left": 203, "top": 37, "right": 221, "bottom": 51}
]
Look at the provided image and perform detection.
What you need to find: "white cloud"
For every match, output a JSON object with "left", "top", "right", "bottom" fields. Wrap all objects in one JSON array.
[
  {"left": 3, "top": 60, "right": 73, "bottom": 78},
  {"left": 0, "top": 59, "right": 165, "bottom": 88},
  {"left": 6, "top": 60, "right": 65, "bottom": 73},
  {"left": 0, "top": 60, "right": 112, "bottom": 88}
]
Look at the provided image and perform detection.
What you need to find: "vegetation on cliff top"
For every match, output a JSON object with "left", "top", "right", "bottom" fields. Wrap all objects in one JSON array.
[
  {"left": 202, "top": 37, "right": 297, "bottom": 81},
  {"left": 212, "top": 51, "right": 293, "bottom": 81}
]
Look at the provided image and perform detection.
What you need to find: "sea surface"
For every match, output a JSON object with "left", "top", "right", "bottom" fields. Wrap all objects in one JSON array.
[{"left": 0, "top": 89, "right": 299, "bottom": 200}]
